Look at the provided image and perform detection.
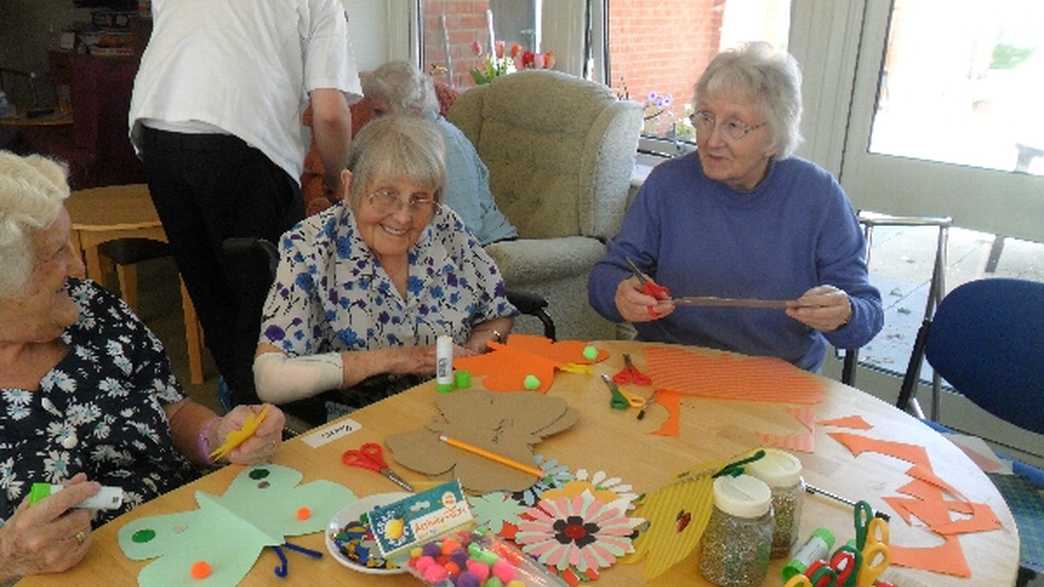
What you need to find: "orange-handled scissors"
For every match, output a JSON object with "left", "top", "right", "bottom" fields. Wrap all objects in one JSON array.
[
  {"left": 625, "top": 258, "right": 670, "bottom": 316},
  {"left": 613, "top": 353, "right": 652, "bottom": 386},
  {"left": 342, "top": 442, "right": 414, "bottom": 492}
]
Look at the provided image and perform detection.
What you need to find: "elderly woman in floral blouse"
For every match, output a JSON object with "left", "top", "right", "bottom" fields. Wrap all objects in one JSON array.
[
  {"left": 0, "top": 153, "right": 284, "bottom": 581},
  {"left": 254, "top": 115, "right": 516, "bottom": 422}
]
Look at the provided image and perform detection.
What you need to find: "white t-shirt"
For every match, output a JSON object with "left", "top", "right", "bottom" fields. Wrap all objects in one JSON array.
[{"left": 128, "top": 0, "right": 362, "bottom": 183}]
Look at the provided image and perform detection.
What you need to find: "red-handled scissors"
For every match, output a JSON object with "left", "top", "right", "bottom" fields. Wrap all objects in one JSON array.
[
  {"left": 613, "top": 353, "right": 652, "bottom": 386},
  {"left": 625, "top": 258, "right": 670, "bottom": 316},
  {"left": 342, "top": 442, "right": 414, "bottom": 492}
]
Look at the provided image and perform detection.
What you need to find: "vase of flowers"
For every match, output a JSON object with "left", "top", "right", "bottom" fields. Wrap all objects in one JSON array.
[{"left": 470, "top": 41, "right": 556, "bottom": 85}]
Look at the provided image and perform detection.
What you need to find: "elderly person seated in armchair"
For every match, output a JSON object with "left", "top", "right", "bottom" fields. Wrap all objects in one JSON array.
[
  {"left": 254, "top": 115, "right": 516, "bottom": 423},
  {"left": 0, "top": 153, "right": 284, "bottom": 581}
]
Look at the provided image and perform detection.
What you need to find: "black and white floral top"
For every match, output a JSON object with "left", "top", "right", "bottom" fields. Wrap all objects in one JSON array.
[{"left": 0, "top": 279, "right": 198, "bottom": 528}]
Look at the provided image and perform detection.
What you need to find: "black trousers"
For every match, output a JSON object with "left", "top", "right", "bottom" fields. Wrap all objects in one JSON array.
[{"left": 141, "top": 127, "right": 303, "bottom": 406}]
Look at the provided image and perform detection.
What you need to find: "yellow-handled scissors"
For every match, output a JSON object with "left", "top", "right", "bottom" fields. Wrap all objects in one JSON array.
[
  {"left": 618, "top": 388, "right": 649, "bottom": 409},
  {"left": 784, "top": 565, "right": 838, "bottom": 587},
  {"left": 854, "top": 500, "right": 891, "bottom": 587}
]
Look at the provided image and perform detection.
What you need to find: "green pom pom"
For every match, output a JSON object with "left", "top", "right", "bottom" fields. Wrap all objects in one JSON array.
[
  {"left": 523, "top": 374, "right": 540, "bottom": 390},
  {"left": 582, "top": 345, "right": 598, "bottom": 360}
]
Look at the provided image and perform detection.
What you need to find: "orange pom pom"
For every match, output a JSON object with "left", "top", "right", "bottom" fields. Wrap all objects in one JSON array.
[
  {"left": 296, "top": 506, "right": 312, "bottom": 520},
  {"left": 190, "top": 560, "right": 212, "bottom": 579}
]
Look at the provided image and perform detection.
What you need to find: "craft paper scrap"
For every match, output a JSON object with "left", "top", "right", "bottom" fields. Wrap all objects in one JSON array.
[
  {"left": 385, "top": 391, "right": 578, "bottom": 493},
  {"left": 118, "top": 465, "right": 356, "bottom": 587},
  {"left": 817, "top": 415, "right": 873, "bottom": 430},
  {"left": 454, "top": 334, "right": 608, "bottom": 392},
  {"left": 643, "top": 346, "right": 825, "bottom": 404},
  {"left": 624, "top": 456, "right": 731, "bottom": 580},
  {"left": 650, "top": 389, "right": 681, "bottom": 437},
  {"left": 906, "top": 464, "right": 969, "bottom": 502},
  {"left": 942, "top": 433, "right": 1012, "bottom": 474},
  {"left": 788, "top": 406, "right": 817, "bottom": 431},
  {"left": 756, "top": 429, "right": 814, "bottom": 453},
  {"left": 890, "top": 534, "right": 971, "bottom": 577},
  {"left": 828, "top": 432, "right": 931, "bottom": 468},
  {"left": 895, "top": 479, "right": 972, "bottom": 509}
]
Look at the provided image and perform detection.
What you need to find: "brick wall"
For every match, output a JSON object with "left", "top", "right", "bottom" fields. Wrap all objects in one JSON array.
[
  {"left": 609, "top": 0, "right": 724, "bottom": 132},
  {"left": 422, "top": 0, "right": 491, "bottom": 89}
]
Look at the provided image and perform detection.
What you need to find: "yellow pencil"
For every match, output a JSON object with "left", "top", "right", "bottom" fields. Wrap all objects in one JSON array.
[{"left": 438, "top": 435, "right": 543, "bottom": 478}]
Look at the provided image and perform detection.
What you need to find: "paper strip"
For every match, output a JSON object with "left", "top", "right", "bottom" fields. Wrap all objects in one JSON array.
[{"left": 817, "top": 415, "right": 873, "bottom": 430}]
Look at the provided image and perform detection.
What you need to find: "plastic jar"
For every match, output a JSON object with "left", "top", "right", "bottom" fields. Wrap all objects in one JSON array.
[
  {"left": 747, "top": 448, "right": 805, "bottom": 558},
  {"left": 698, "top": 474, "right": 774, "bottom": 587}
]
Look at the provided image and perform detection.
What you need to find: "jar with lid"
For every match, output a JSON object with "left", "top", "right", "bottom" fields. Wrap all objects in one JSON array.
[
  {"left": 747, "top": 448, "right": 805, "bottom": 558},
  {"left": 698, "top": 474, "right": 774, "bottom": 587}
]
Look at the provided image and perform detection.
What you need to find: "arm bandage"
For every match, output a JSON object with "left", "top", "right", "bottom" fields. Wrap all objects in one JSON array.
[{"left": 253, "top": 352, "right": 344, "bottom": 404}]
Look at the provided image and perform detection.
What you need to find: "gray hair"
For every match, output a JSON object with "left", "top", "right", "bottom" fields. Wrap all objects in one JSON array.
[
  {"left": 0, "top": 152, "right": 70, "bottom": 297},
  {"left": 695, "top": 42, "right": 803, "bottom": 158},
  {"left": 345, "top": 115, "right": 446, "bottom": 208},
  {"left": 361, "top": 61, "right": 440, "bottom": 120}
]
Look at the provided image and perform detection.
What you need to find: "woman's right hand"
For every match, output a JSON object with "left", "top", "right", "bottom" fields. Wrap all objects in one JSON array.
[
  {"left": 614, "top": 275, "right": 675, "bottom": 322},
  {"left": 0, "top": 473, "right": 99, "bottom": 579},
  {"left": 389, "top": 344, "right": 476, "bottom": 375}
]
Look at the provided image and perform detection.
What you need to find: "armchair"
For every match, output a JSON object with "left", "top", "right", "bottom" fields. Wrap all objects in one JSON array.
[{"left": 447, "top": 71, "right": 642, "bottom": 340}]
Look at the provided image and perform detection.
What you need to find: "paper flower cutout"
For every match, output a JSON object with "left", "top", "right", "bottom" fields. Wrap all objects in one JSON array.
[
  {"left": 543, "top": 469, "right": 638, "bottom": 511},
  {"left": 467, "top": 492, "right": 527, "bottom": 535},
  {"left": 515, "top": 490, "right": 639, "bottom": 572},
  {"left": 510, "top": 454, "right": 575, "bottom": 507}
]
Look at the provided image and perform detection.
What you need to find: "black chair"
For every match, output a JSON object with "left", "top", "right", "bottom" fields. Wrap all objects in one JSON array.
[
  {"left": 895, "top": 278, "right": 1044, "bottom": 584},
  {"left": 222, "top": 237, "right": 557, "bottom": 432}
]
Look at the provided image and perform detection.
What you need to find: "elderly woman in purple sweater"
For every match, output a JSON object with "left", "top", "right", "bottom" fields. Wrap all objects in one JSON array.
[{"left": 589, "top": 43, "right": 883, "bottom": 371}]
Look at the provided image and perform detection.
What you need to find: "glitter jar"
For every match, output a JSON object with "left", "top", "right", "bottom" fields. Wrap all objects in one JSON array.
[
  {"left": 698, "top": 474, "right": 773, "bottom": 587},
  {"left": 747, "top": 448, "right": 805, "bottom": 558}
]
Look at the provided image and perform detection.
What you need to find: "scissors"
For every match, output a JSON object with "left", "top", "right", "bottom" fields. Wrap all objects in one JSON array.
[
  {"left": 613, "top": 353, "right": 652, "bottom": 385},
  {"left": 625, "top": 258, "right": 670, "bottom": 315},
  {"left": 854, "top": 501, "right": 891, "bottom": 587},
  {"left": 342, "top": 443, "right": 414, "bottom": 493},
  {"left": 784, "top": 565, "right": 838, "bottom": 587},
  {"left": 599, "top": 374, "right": 632, "bottom": 410}
]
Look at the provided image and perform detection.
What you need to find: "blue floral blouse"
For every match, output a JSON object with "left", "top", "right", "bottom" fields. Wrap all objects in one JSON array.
[
  {"left": 259, "top": 203, "right": 517, "bottom": 358},
  {"left": 0, "top": 279, "right": 197, "bottom": 528}
]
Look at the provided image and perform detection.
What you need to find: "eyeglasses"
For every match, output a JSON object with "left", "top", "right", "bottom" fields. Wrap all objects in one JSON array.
[
  {"left": 689, "top": 110, "right": 766, "bottom": 142},
  {"left": 367, "top": 189, "right": 436, "bottom": 215}
]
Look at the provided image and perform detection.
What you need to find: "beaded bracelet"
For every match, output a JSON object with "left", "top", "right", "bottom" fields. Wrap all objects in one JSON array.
[{"left": 197, "top": 417, "right": 220, "bottom": 464}]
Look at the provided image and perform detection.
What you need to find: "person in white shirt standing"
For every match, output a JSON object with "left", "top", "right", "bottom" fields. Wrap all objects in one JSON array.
[{"left": 129, "top": 0, "right": 361, "bottom": 407}]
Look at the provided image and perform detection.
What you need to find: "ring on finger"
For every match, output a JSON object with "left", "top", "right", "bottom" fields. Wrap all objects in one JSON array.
[{"left": 74, "top": 529, "right": 87, "bottom": 544}]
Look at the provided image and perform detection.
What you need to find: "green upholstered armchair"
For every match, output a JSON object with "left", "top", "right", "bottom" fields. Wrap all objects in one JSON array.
[{"left": 447, "top": 70, "right": 643, "bottom": 341}]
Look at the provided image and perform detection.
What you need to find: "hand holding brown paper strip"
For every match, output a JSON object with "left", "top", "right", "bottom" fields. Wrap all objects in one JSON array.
[{"left": 385, "top": 391, "right": 578, "bottom": 493}]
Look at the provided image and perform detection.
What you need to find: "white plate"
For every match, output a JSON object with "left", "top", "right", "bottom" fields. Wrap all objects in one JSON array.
[{"left": 325, "top": 492, "right": 411, "bottom": 575}]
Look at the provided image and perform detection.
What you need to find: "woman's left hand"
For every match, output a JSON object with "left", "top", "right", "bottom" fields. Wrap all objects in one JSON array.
[
  {"left": 215, "top": 404, "right": 286, "bottom": 464},
  {"left": 786, "top": 285, "right": 852, "bottom": 332}
]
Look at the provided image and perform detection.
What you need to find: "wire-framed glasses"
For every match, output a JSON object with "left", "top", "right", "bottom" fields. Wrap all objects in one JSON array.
[
  {"left": 367, "top": 189, "right": 436, "bottom": 215},
  {"left": 689, "top": 110, "right": 766, "bottom": 142}
]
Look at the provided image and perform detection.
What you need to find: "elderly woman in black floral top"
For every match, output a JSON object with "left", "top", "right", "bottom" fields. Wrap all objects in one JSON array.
[{"left": 0, "top": 152, "right": 285, "bottom": 581}]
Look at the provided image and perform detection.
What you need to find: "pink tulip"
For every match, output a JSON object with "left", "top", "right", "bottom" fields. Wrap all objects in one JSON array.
[
  {"left": 513, "top": 55, "right": 524, "bottom": 71},
  {"left": 495, "top": 40, "right": 506, "bottom": 59},
  {"left": 544, "top": 51, "right": 556, "bottom": 70},
  {"left": 532, "top": 53, "right": 546, "bottom": 69},
  {"left": 470, "top": 40, "right": 482, "bottom": 56}
]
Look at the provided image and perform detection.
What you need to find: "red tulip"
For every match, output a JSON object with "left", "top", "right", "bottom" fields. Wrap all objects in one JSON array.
[
  {"left": 470, "top": 40, "right": 482, "bottom": 56},
  {"left": 495, "top": 40, "right": 506, "bottom": 59},
  {"left": 522, "top": 51, "right": 534, "bottom": 67}
]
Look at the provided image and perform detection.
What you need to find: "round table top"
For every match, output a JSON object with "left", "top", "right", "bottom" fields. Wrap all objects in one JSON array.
[
  {"left": 0, "top": 111, "right": 73, "bottom": 127},
  {"left": 66, "top": 184, "right": 159, "bottom": 231},
  {"left": 17, "top": 341, "right": 1019, "bottom": 586}
]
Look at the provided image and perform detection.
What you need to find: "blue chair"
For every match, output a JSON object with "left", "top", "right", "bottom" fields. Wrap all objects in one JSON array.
[{"left": 896, "top": 278, "right": 1044, "bottom": 585}]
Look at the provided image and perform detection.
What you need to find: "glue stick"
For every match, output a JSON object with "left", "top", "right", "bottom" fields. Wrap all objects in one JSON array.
[
  {"left": 436, "top": 335, "right": 454, "bottom": 392},
  {"left": 29, "top": 482, "right": 124, "bottom": 510},
  {"left": 781, "top": 527, "right": 835, "bottom": 581}
]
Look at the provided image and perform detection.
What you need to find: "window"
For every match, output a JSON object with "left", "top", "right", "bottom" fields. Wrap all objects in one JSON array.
[{"left": 606, "top": 0, "right": 790, "bottom": 144}]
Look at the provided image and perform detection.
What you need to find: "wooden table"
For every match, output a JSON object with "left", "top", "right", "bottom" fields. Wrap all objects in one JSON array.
[
  {"left": 66, "top": 184, "right": 204, "bottom": 384},
  {"left": 21, "top": 342, "right": 1019, "bottom": 586}
]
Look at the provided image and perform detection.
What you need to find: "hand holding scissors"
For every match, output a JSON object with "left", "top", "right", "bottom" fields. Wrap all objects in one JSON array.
[
  {"left": 854, "top": 501, "right": 890, "bottom": 587},
  {"left": 342, "top": 443, "right": 414, "bottom": 493},
  {"left": 616, "top": 258, "right": 674, "bottom": 321}
]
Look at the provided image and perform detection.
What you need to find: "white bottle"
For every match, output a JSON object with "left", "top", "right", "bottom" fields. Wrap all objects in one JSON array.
[
  {"left": 30, "top": 482, "right": 125, "bottom": 510},
  {"left": 435, "top": 335, "right": 454, "bottom": 392}
]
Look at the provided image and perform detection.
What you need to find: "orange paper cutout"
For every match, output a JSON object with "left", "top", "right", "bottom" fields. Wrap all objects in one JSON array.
[
  {"left": 933, "top": 502, "right": 1002, "bottom": 535},
  {"left": 884, "top": 495, "right": 959, "bottom": 529},
  {"left": 650, "top": 390, "right": 681, "bottom": 437},
  {"left": 788, "top": 406, "right": 816, "bottom": 431},
  {"left": 890, "top": 534, "right": 971, "bottom": 577},
  {"left": 757, "top": 429, "right": 815, "bottom": 453},
  {"left": 906, "top": 464, "right": 968, "bottom": 502},
  {"left": 643, "top": 347, "right": 825, "bottom": 404},
  {"left": 817, "top": 415, "right": 873, "bottom": 430},
  {"left": 454, "top": 334, "right": 608, "bottom": 392},
  {"left": 827, "top": 432, "right": 931, "bottom": 468}
]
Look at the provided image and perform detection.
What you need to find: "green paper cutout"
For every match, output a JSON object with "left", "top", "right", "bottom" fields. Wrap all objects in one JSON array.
[
  {"left": 132, "top": 529, "right": 156, "bottom": 543},
  {"left": 467, "top": 491, "right": 526, "bottom": 535},
  {"left": 118, "top": 464, "right": 356, "bottom": 587}
]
